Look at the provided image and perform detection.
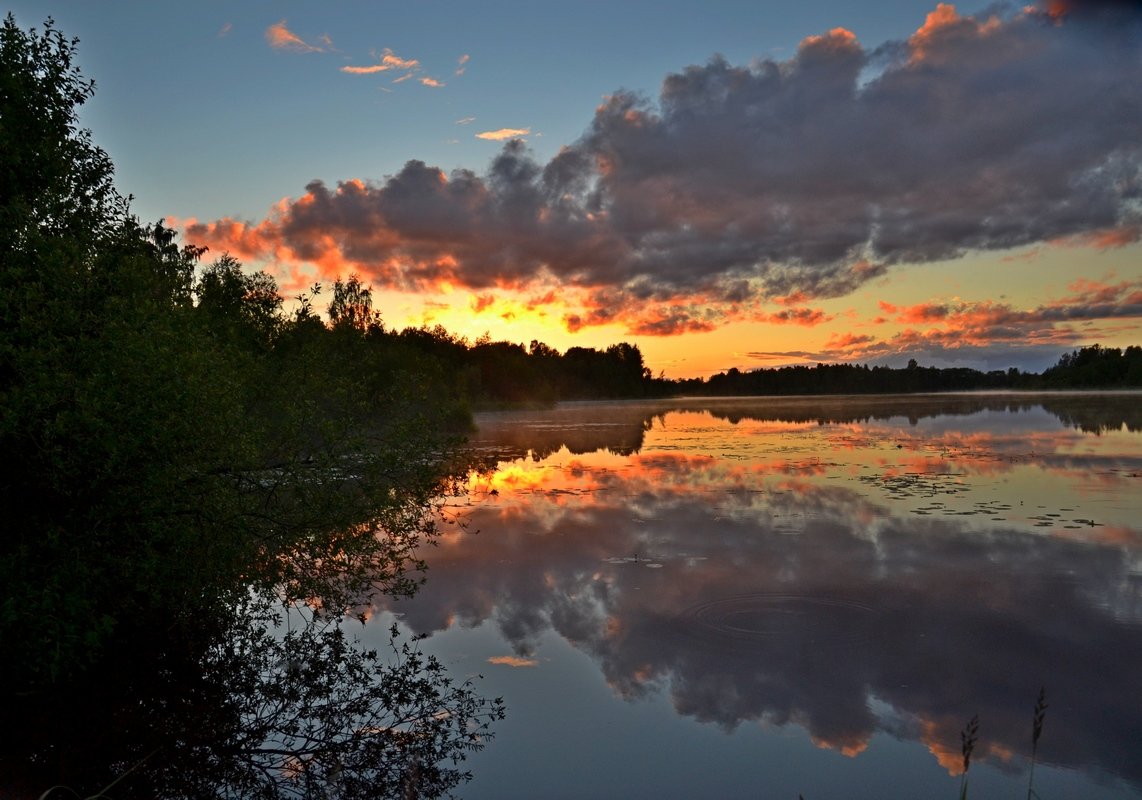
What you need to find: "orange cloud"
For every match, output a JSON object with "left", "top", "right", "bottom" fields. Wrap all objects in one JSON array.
[
  {"left": 773, "top": 291, "right": 811, "bottom": 307},
  {"left": 908, "top": 4, "right": 1000, "bottom": 62},
  {"left": 810, "top": 733, "right": 870, "bottom": 758},
  {"left": 826, "top": 332, "right": 876, "bottom": 349},
  {"left": 420, "top": 76, "right": 444, "bottom": 87},
  {"left": 844, "top": 280, "right": 1142, "bottom": 360},
  {"left": 764, "top": 307, "right": 833, "bottom": 326},
  {"left": 804, "top": 26, "right": 859, "bottom": 49},
  {"left": 341, "top": 48, "right": 420, "bottom": 74},
  {"left": 471, "top": 293, "right": 496, "bottom": 313},
  {"left": 1052, "top": 224, "right": 1142, "bottom": 250},
  {"left": 914, "top": 3, "right": 962, "bottom": 40},
  {"left": 265, "top": 20, "right": 325, "bottom": 53},
  {"left": 1064, "top": 277, "right": 1129, "bottom": 304},
  {"left": 894, "top": 302, "right": 951, "bottom": 324}
]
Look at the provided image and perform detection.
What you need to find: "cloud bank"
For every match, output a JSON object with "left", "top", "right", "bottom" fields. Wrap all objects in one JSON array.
[
  {"left": 734, "top": 276, "right": 1142, "bottom": 369},
  {"left": 195, "top": 4, "right": 1142, "bottom": 337}
]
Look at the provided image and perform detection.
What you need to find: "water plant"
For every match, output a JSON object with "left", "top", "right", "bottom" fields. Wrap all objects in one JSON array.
[
  {"left": 1027, "top": 687, "right": 1048, "bottom": 800},
  {"left": 950, "top": 688, "right": 1048, "bottom": 800},
  {"left": 958, "top": 714, "right": 979, "bottom": 800}
]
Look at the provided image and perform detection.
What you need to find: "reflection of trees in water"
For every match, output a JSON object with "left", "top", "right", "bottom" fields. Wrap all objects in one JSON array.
[
  {"left": 471, "top": 402, "right": 664, "bottom": 461},
  {"left": 4, "top": 437, "right": 505, "bottom": 798},
  {"left": 472, "top": 394, "right": 1142, "bottom": 459},
  {"left": 381, "top": 455, "right": 1142, "bottom": 790},
  {"left": 1039, "top": 395, "right": 1142, "bottom": 434},
  {"left": 194, "top": 598, "right": 502, "bottom": 799},
  {"left": 12, "top": 595, "right": 504, "bottom": 800}
]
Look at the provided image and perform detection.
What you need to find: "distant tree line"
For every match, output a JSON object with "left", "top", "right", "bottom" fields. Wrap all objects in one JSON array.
[
  {"left": 677, "top": 346, "right": 1142, "bottom": 396},
  {"left": 408, "top": 340, "right": 1142, "bottom": 404},
  {"left": 351, "top": 324, "right": 1142, "bottom": 406}
]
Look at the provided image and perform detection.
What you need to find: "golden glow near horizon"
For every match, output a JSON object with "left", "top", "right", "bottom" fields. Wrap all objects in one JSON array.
[{"left": 359, "top": 234, "right": 1142, "bottom": 381}]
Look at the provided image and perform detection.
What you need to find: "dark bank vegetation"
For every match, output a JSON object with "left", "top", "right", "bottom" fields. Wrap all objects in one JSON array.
[
  {"left": 678, "top": 345, "right": 1142, "bottom": 397},
  {"left": 366, "top": 330, "right": 1142, "bottom": 408},
  {"left": 1, "top": 15, "right": 501, "bottom": 798},
  {"left": 271, "top": 326, "right": 1142, "bottom": 412}
]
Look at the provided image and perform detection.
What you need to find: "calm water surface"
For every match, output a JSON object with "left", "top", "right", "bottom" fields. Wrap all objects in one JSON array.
[{"left": 364, "top": 394, "right": 1142, "bottom": 799}]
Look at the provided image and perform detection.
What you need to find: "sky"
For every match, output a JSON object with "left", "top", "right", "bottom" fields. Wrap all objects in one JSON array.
[{"left": 9, "top": 0, "right": 1142, "bottom": 378}]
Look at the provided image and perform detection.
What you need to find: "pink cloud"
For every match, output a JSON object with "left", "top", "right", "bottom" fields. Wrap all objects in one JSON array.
[
  {"left": 341, "top": 48, "right": 420, "bottom": 74},
  {"left": 265, "top": 20, "right": 325, "bottom": 53}
]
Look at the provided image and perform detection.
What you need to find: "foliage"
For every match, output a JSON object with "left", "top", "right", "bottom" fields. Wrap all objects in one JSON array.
[
  {"left": 328, "top": 273, "right": 381, "bottom": 333},
  {"left": 167, "top": 599, "right": 505, "bottom": 800},
  {"left": 1, "top": 14, "right": 497, "bottom": 798},
  {"left": 387, "top": 328, "right": 666, "bottom": 407},
  {"left": 0, "top": 14, "right": 120, "bottom": 253},
  {"left": 1041, "top": 344, "right": 1142, "bottom": 388}
]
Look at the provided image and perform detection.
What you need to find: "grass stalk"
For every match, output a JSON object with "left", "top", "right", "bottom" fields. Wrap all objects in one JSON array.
[
  {"left": 958, "top": 714, "right": 978, "bottom": 800},
  {"left": 1027, "top": 687, "right": 1048, "bottom": 800}
]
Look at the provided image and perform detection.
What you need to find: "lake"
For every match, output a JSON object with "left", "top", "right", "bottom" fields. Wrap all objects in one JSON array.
[{"left": 361, "top": 394, "right": 1142, "bottom": 799}]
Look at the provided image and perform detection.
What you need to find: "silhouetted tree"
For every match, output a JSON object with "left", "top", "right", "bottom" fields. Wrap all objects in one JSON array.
[
  {"left": 0, "top": 16, "right": 500, "bottom": 798},
  {"left": 328, "top": 273, "right": 381, "bottom": 332}
]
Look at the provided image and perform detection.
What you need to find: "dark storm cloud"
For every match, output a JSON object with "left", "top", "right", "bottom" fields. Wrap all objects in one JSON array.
[{"left": 187, "top": 5, "right": 1142, "bottom": 330}]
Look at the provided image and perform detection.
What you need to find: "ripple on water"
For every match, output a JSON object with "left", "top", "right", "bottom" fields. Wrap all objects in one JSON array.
[{"left": 676, "top": 592, "right": 883, "bottom": 651}]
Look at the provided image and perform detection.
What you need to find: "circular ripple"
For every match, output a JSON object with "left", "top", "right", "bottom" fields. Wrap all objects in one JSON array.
[{"left": 678, "top": 593, "right": 881, "bottom": 650}]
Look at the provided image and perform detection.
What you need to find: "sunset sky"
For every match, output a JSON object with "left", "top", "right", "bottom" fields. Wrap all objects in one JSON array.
[{"left": 11, "top": 0, "right": 1142, "bottom": 378}]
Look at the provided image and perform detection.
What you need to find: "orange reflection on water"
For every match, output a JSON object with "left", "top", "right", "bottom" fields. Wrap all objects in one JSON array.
[
  {"left": 810, "top": 733, "right": 870, "bottom": 758},
  {"left": 460, "top": 420, "right": 1142, "bottom": 543},
  {"left": 918, "top": 716, "right": 1019, "bottom": 777},
  {"left": 488, "top": 655, "right": 540, "bottom": 668}
]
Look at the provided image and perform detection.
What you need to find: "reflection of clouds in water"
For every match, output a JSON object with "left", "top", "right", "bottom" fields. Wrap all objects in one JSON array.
[
  {"left": 388, "top": 401, "right": 1142, "bottom": 787},
  {"left": 389, "top": 498, "right": 1141, "bottom": 783},
  {"left": 487, "top": 655, "right": 540, "bottom": 667}
]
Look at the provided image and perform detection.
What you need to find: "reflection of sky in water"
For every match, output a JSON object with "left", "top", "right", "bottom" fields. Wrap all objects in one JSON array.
[{"left": 361, "top": 396, "right": 1142, "bottom": 798}]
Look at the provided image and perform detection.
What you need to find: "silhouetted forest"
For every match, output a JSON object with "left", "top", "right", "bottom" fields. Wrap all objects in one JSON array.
[
  {"left": 386, "top": 324, "right": 667, "bottom": 405},
  {"left": 373, "top": 336, "right": 1142, "bottom": 405},
  {"left": 674, "top": 345, "right": 1142, "bottom": 397}
]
